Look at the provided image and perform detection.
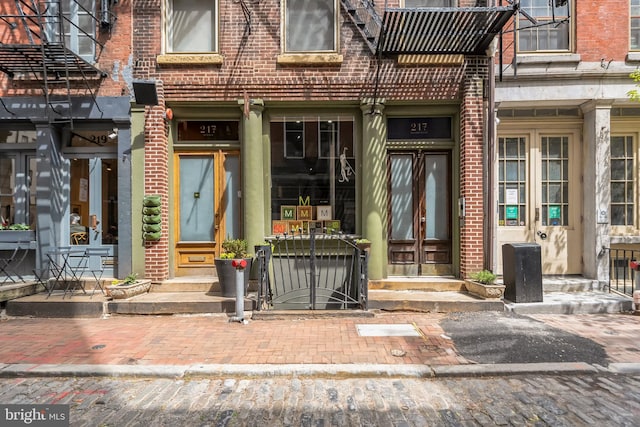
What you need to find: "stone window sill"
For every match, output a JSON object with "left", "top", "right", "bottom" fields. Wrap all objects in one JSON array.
[
  {"left": 276, "top": 53, "right": 343, "bottom": 65},
  {"left": 515, "top": 53, "right": 581, "bottom": 65},
  {"left": 157, "top": 53, "right": 224, "bottom": 65}
]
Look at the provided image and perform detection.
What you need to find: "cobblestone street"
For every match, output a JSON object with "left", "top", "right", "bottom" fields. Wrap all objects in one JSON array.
[{"left": 2, "top": 373, "right": 639, "bottom": 426}]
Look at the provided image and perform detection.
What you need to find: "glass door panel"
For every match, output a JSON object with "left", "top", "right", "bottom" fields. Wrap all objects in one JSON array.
[
  {"left": 424, "top": 154, "right": 448, "bottom": 240},
  {"left": 390, "top": 154, "right": 414, "bottom": 240},
  {"left": 179, "top": 156, "right": 215, "bottom": 242}
]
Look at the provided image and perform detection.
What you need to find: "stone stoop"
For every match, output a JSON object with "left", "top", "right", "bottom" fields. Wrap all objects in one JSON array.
[
  {"left": 367, "top": 277, "right": 505, "bottom": 313},
  {"left": 500, "top": 275, "right": 633, "bottom": 315}
]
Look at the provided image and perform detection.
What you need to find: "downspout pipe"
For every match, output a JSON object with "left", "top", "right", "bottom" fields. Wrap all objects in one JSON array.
[{"left": 485, "top": 0, "right": 499, "bottom": 272}]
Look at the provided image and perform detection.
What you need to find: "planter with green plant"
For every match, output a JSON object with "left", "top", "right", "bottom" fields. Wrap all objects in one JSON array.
[
  {"left": 0, "top": 223, "right": 35, "bottom": 243},
  {"left": 105, "top": 273, "right": 152, "bottom": 299},
  {"left": 215, "top": 238, "right": 252, "bottom": 297},
  {"left": 354, "top": 238, "right": 371, "bottom": 251},
  {"left": 464, "top": 269, "right": 505, "bottom": 299}
]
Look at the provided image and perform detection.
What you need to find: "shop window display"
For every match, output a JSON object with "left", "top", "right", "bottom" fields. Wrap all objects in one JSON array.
[{"left": 270, "top": 117, "right": 356, "bottom": 235}]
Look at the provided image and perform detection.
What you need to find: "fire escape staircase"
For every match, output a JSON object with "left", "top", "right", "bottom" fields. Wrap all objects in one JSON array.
[
  {"left": 0, "top": 0, "right": 115, "bottom": 125},
  {"left": 340, "top": 0, "right": 518, "bottom": 56}
]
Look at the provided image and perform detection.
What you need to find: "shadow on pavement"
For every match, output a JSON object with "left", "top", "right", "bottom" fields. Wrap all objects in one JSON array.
[{"left": 440, "top": 311, "right": 609, "bottom": 365}]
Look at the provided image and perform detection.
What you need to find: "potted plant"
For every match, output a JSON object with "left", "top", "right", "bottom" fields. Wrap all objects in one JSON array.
[
  {"left": 215, "top": 238, "right": 252, "bottom": 297},
  {"left": 354, "top": 238, "right": 371, "bottom": 251},
  {"left": 105, "top": 273, "right": 152, "bottom": 299},
  {"left": 464, "top": 269, "right": 505, "bottom": 300}
]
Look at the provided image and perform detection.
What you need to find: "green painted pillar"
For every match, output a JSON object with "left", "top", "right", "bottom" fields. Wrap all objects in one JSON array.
[
  {"left": 239, "top": 98, "right": 265, "bottom": 254},
  {"left": 361, "top": 100, "right": 387, "bottom": 280}
]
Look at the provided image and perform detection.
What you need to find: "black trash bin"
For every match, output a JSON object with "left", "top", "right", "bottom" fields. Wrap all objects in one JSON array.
[{"left": 502, "top": 243, "right": 543, "bottom": 303}]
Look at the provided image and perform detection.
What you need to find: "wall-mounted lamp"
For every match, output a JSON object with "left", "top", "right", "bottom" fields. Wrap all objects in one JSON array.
[
  {"left": 132, "top": 79, "right": 159, "bottom": 105},
  {"left": 108, "top": 128, "right": 118, "bottom": 140}
]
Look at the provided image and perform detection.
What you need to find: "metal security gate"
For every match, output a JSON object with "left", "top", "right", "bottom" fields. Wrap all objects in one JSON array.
[{"left": 256, "top": 231, "right": 368, "bottom": 310}]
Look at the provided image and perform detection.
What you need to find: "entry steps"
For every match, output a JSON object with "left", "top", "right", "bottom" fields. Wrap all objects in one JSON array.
[
  {"left": 2, "top": 275, "right": 633, "bottom": 318},
  {"left": 368, "top": 275, "right": 633, "bottom": 315}
]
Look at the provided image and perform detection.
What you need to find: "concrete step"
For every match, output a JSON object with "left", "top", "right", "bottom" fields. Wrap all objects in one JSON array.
[
  {"left": 497, "top": 275, "right": 600, "bottom": 293},
  {"left": 5, "top": 291, "right": 258, "bottom": 318},
  {"left": 504, "top": 291, "right": 633, "bottom": 315},
  {"left": 368, "top": 277, "right": 466, "bottom": 292},
  {"left": 150, "top": 276, "right": 258, "bottom": 293},
  {"left": 109, "top": 292, "right": 258, "bottom": 315},
  {"left": 367, "top": 290, "right": 504, "bottom": 312}
]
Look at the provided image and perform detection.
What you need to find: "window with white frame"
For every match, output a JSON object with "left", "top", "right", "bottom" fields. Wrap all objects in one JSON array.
[
  {"left": 541, "top": 136, "right": 569, "bottom": 227},
  {"left": 284, "top": 0, "right": 337, "bottom": 53},
  {"left": 518, "top": 0, "right": 570, "bottom": 52},
  {"left": 498, "top": 137, "right": 527, "bottom": 227},
  {"left": 632, "top": 0, "right": 640, "bottom": 50},
  {"left": 166, "top": 0, "right": 218, "bottom": 53},
  {"left": 47, "top": 0, "right": 96, "bottom": 62},
  {"left": 610, "top": 136, "right": 635, "bottom": 226}
]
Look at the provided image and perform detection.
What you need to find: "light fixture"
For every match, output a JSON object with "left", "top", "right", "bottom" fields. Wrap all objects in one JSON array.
[
  {"left": 108, "top": 128, "right": 118, "bottom": 140},
  {"left": 132, "top": 79, "right": 159, "bottom": 105}
]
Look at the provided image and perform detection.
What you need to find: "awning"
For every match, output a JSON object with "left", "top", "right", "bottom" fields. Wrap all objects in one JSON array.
[{"left": 378, "top": 6, "right": 516, "bottom": 56}]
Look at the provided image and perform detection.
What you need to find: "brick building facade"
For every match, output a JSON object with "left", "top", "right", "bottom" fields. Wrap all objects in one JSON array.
[
  {"left": 494, "top": 0, "right": 640, "bottom": 285},
  {"left": 130, "top": 0, "right": 514, "bottom": 282}
]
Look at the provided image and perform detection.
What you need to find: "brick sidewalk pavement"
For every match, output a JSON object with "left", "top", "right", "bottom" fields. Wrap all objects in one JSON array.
[
  {"left": 0, "top": 312, "right": 638, "bottom": 368},
  {"left": 0, "top": 313, "right": 466, "bottom": 366}
]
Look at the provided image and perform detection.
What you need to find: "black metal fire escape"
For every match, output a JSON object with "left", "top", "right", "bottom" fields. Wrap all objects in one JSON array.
[
  {"left": 340, "top": 0, "right": 517, "bottom": 56},
  {"left": 0, "top": 0, "right": 116, "bottom": 126}
]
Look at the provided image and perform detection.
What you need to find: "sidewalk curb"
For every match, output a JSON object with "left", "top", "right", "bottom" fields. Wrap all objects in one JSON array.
[{"left": 2, "top": 362, "right": 634, "bottom": 379}]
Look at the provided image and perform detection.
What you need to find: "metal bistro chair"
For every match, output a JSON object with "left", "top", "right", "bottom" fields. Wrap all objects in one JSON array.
[
  {"left": 84, "top": 247, "right": 113, "bottom": 296},
  {"left": 0, "top": 240, "right": 30, "bottom": 285}
]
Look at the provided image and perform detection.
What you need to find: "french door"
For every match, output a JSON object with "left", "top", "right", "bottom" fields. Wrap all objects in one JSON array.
[
  {"left": 496, "top": 131, "right": 582, "bottom": 274},
  {"left": 173, "top": 151, "right": 240, "bottom": 276},
  {"left": 388, "top": 151, "right": 452, "bottom": 276}
]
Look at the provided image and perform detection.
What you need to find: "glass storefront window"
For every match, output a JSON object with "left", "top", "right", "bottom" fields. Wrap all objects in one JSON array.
[
  {"left": 270, "top": 117, "right": 356, "bottom": 234},
  {"left": 69, "top": 158, "right": 118, "bottom": 245},
  {"left": 0, "top": 129, "right": 37, "bottom": 228},
  {"left": 0, "top": 157, "right": 15, "bottom": 227}
]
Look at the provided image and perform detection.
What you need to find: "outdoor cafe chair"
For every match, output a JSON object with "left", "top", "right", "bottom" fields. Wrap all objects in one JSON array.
[
  {"left": 84, "top": 247, "right": 112, "bottom": 296},
  {"left": 0, "top": 240, "right": 30, "bottom": 285}
]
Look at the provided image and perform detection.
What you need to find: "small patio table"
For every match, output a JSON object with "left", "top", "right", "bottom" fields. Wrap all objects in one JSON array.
[{"left": 46, "top": 247, "right": 89, "bottom": 298}]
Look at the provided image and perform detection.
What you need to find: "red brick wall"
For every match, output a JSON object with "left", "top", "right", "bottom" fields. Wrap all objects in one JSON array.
[
  {"left": 132, "top": 1, "right": 490, "bottom": 278},
  {"left": 0, "top": 0, "right": 132, "bottom": 97},
  {"left": 500, "top": 0, "right": 630, "bottom": 65},
  {"left": 459, "top": 64, "right": 488, "bottom": 278},
  {"left": 143, "top": 81, "right": 170, "bottom": 282},
  {"left": 132, "top": 1, "right": 470, "bottom": 102}
]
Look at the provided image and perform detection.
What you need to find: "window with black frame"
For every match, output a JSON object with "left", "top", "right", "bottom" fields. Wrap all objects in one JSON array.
[{"left": 270, "top": 117, "right": 355, "bottom": 235}]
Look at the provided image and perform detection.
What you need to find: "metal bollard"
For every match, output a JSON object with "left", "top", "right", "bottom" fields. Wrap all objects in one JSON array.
[{"left": 230, "top": 259, "right": 248, "bottom": 324}]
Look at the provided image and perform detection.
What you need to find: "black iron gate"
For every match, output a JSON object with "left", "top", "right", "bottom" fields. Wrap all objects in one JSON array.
[{"left": 256, "top": 230, "right": 368, "bottom": 310}]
